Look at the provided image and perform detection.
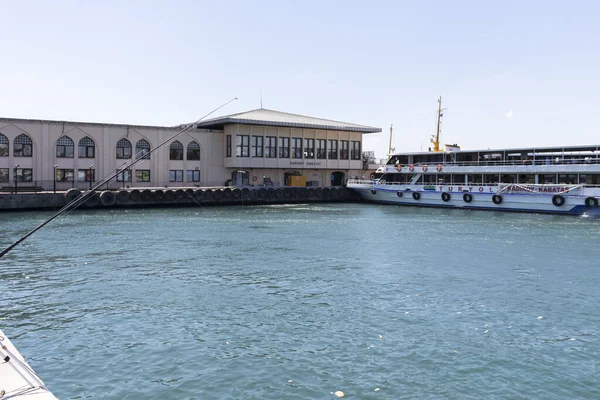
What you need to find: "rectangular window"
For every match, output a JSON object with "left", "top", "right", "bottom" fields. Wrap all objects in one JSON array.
[
  {"left": 265, "top": 136, "right": 277, "bottom": 158},
  {"left": 135, "top": 169, "right": 150, "bottom": 182},
  {"left": 292, "top": 138, "right": 303, "bottom": 158},
  {"left": 252, "top": 136, "right": 264, "bottom": 157},
  {"left": 328, "top": 140, "right": 338, "bottom": 159},
  {"left": 340, "top": 140, "right": 349, "bottom": 160},
  {"left": 278, "top": 137, "right": 290, "bottom": 158},
  {"left": 56, "top": 169, "right": 74, "bottom": 182},
  {"left": 226, "top": 135, "right": 232, "bottom": 157},
  {"left": 0, "top": 168, "right": 9, "bottom": 182},
  {"left": 14, "top": 144, "right": 32, "bottom": 157},
  {"left": 316, "top": 139, "right": 326, "bottom": 159},
  {"left": 351, "top": 141, "right": 361, "bottom": 160},
  {"left": 236, "top": 135, "right": 249, "bottom": 157},
  {"left": 0, "top": 144, "right": 8, "bottom": 157},
  {"left": 79, "top": 144, "right": 95, "bottom": 158},
  {"left": 56, "top": 145, "right": 74, "bottom": 158},
  {"left": 15, "top": 168, "right": 33, "bottom": 182},
  {"left": 169, "top": 170, "right": 183, "bottom": 182},
  {"left": 116, "top": 169, "right": 132, "bottom": 182},
  {"left": 186, "top": 170, "right": 200, "bottom": 182},
  {"left": 78, "top": 169, "right": 95, "bottom": 182},
  {"left": 304, "top": 138, "right": 315, "bottom": 158}
]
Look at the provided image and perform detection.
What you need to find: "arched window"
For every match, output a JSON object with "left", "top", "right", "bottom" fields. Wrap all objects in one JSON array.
[
  {"left": 56, "top": 135, "right": 74, "bottom": 158},
  {"left": 187, "top": 141, "right": 200, "bottom": 160},
  {"left": 116, "top": 138, "right": 132, "bottom": 159},
  {"left": 135, "top": 139, "right": 151, "bottom": 160},
  {"left": 14, "top": 134, "right": 33, "bottom": 157},
  {"left": 169, "top": 140, "right": 183, "bottom": 160},
  {"left": 0, "top": 133, "right": 8, "bottom": 157},
  {"left": 78, "top": 137, "right": 95, "bottom": 158}
]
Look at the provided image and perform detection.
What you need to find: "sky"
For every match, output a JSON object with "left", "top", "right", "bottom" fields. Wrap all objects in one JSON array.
[{"left": 2, "top": 0, "right": 599, "bottom": 159}]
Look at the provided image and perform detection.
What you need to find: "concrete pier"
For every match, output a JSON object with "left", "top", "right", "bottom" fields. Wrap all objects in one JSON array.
[{"left": 0, "top": 187, "right": 359, "bottom": 211}]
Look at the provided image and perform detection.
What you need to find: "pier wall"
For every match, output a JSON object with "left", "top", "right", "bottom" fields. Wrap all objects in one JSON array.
[{"left": 0, "top": 187, "right": 359, "bottom": 211}]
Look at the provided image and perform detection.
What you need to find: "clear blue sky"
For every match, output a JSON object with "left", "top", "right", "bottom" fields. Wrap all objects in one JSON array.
[{"left": 2, "top": 0, "right": 599, "bottom": 158}]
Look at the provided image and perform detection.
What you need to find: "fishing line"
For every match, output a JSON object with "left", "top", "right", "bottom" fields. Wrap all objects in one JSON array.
[{"left": 0, "top": 97, "right": 238, "bottom": 259}]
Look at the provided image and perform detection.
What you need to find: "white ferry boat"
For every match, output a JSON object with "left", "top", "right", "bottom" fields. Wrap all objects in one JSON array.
[{"left": 348, "top": 99, "right": 600, "bottom": 216}]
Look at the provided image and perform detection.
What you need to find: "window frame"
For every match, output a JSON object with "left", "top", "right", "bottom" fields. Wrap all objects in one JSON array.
[
  {"left": 56, "top": 169, "right": 74, "bottom": 182},
  {"left": 187, "top": 141, "right": 200, "bottom": 161},
  {"left": 292, "top": 138, "right": 303, "bottom": 159},
  {"left": 56, "top": 136, "right": 74, "bottom": 158},
  {"left": 340, "top": 140, "right": 349, "bottom": 160},
  {"left": 316, "top": 139, "right": 326, "bottom": 159},
  {"left": 116, "top": 138, "right": 132, "bottom": 159},
  {"left": 278, "top": 137, "right": 290, "bottom": 158},
  {"left": 304, "top": 138, "right": 315, "bottom": 158},
  {"left": 328, "top": 139, "right": 338, "bottom": 159},
  {"left": 14, "top": 134, "right": 33, "bottom": 157},
  {"left": 78, "top": 137, "right": 95, "bottom": 158},
  {"left": 169, "top": 140, "right": 184, "bottom": 160},
  {"left": 236, "top": 135, "right": 249, "bottom": 157},
  {"left": 135, "top": 139, "right": 151, "bottom": 160},
  {"left": 351, "top": 141, "right": 361, "bottom": 160},
  {"left": 169, "top": 169, "right": 183, "bottom": 182},
  {"left": 252, "top": 136, "right": 264, "bottom": 157},
  {"left": 135, "top": 169, "right": 151, "bottom": 182},
  {"left": 186, "top": 170, "right": 200, "bottom": 182}
]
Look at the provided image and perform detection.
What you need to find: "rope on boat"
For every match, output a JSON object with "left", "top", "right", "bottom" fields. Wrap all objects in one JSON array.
[{"left": 0, "top": 97, "right": 238, "bottom": 259}]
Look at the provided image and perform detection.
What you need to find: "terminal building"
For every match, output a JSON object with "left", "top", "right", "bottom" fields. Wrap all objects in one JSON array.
[{"left": 0, "top": 109, "right": 381, "bottom": 191}]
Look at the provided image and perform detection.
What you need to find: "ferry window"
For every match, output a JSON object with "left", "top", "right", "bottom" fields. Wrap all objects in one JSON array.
[
  {"left": 500, "top": 174, "right": 517, "bottom": 184},
  {"left": 56, "top": 136, "right": 74, "bottom": 158},
  {"left": 169, "top": 140, "right": 184, "bottom": 160},
  {"left": 78, "top": 169, "right": 95, "bottom": 182},
  {"left": 116, "top": 138, "right": 132, "bottom": 159},
  {"left": 437, "top": 174, "right": 450, "bottom": 184},
  {"left": 467, "top": 174, "right": 482, "bottom": 184},
  {"left": 484, "top": 174, "right": 500, "bottom": 184},
  {"left": 265, "top": 136, "right": 277, "bottom": 158},
  {"left": 539, "top": 174, "right": 556, "bottom": 184},
  {"left": 226, "top": 135, "right": 232, "bottom": 157},
  {"left": 351, "top": 141, "right": 361, "bottom": 160},
  {"left": 187, "top": 141, "right": 200, "bottom": 161},
  {"left": 292, "top": 138, "right": 302, "bottom": 158},
  {"left": 304, "top": 138, "right": 315, "bottom": 158},
  {"left": 169, "top": 170, "right": 183, "bottom": 182},
  {"left": 518, "top": 174, "right": 535, "bottom": 184},
  {"left": 135, "top": 170, "right": 151, "bottom": 182},
  {"left": 78, "top": 137, "right": 95, "bottom": 158},
  {"left": 451, "top": 174, "right": 465, "bottom": 184},
  {"left": 580, "top": 174, "right": 600, "bottom": 185},
  {"left": 116, "top": 169, "right": 131, "bottom": 182},
  {"left": 252, "top": 136, "right": 264, "bottom": 157},
  {"left": 15, "top": 168, "right": 33, "bottom": 182},
  {"left": 0, "top": 133, "right": 8, "bottom": 157},
  {"left": 558, "top": 174, "right": 577, "bottom": 184},
  {"left": 0, "top": 168, "right": 8, "bottom": 182},
  {"left": 278, "top": 137, "right": 289, "bottom": 158},
  {"left": 423, "top": 175, "right": 437, "bottom": 184},
  {"left": 236, "top": 135, "right": 249, "bottom": 157},
  {"left": 340, "top": 140, "right": 349, "bottom": 160},
  {"left": 316, "top": 139, "right": 326, "bottom": 159},
  {"left": 186, "top": 170, "right": 200, "bottom": 182},
  {"left": 328, "top": 140, "right": 338, "bottom": 159},
  {"left": 136, "top": 139, "right": 151, "bottom": 160},
  {"left": 14, "top": 134, "right": 33, "bottom": 157},
  {"left": 56, "top": 169, "right": 74, "bottom": 182}
]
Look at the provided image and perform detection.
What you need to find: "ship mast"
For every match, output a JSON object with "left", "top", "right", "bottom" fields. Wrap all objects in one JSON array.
[
  {"left": 431, "top": 96, "right": 443, "bottom": 152},
  {"left": 387, "top": 124, "right": 394, "bottom": 158}
]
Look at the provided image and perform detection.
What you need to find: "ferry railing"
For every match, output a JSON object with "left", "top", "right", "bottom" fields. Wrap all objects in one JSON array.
[{"left": 386, "top": 157, "right": 600, "bottom": 168}]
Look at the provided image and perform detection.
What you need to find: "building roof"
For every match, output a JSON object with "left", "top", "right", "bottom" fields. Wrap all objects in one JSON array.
[{"left": 196, "top": 108, "right": 381, "bottom": 133}]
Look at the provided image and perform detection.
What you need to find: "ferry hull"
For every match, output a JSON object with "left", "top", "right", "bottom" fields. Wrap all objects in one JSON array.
[{"left": 348, "top": 184, "right": 600, "bottom": 216}]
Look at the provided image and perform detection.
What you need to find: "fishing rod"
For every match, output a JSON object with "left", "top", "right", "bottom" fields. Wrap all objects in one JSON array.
[{"left": 0, "top": 97, "right": 238, "bottom": 259}]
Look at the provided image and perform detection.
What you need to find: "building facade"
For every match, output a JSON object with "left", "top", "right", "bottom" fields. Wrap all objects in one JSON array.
[{"left": 0, "top": 109, "right": 380, "bottom": 190}]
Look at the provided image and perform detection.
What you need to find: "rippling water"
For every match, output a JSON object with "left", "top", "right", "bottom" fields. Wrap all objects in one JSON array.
[{"left": 1, "top": 204, "right": 599, "bottom": 399}]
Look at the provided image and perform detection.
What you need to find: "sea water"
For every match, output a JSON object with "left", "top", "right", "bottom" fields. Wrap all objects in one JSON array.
[{"left": 1, "top": 204, "right": 599, "bottom": 399}]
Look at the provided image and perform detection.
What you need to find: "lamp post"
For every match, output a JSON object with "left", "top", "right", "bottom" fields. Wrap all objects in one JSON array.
[
  {"left": 14, "top": 165, "right": 19, "bottom": 193},
  {"left": 53, "top": 164, "right": 57, "bottom": 193},
  {"left": 89, "top": 165, "right": 94, "bottom": 190}
]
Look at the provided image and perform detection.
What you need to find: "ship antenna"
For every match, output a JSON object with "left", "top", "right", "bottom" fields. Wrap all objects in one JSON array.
[
  {"left": 388, "top": 124, "right": 393, "bottom": 158},
  {"left": 431, "top": 96, "right": 446, "bottom": 152}
]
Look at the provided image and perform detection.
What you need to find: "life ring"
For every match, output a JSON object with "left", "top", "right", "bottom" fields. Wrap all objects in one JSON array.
[
  {"left": 397, "top": 191, "right": 403, "bottom": 197},
  {"left": 422, "top": 165, "right": 428, "bottom": 172},
  {"left": 370, "top": 173, "right": 375, "bottom": 180},
  {"left": 252, "top": 176, "right": 258, "bottom": 182},
  {"left": 463, "top": 193, "right": 473, "bottom": 203},
  {"left": 436, "top": 164, "right": 443, "bottom": 172},
  {"left": 395, "top": 164, "right": 402, "bottom": 171},
  {"left": 552, "top": 194, "right": 565, "bottom": 207},
  {"left": 585, "top": 197, "right": 598, "bottom": 208},
  {"left": 492, "top": 194, "right": 503, "bottom": 205},
  {"left": 408, "top": 164, "right": 415, "bottom": 172},
  {"left": 412, "top": 192, "right": 421, "bottom": 200},
  {"left": 441, "top": 192, "right": 451, "bottom": 202}
]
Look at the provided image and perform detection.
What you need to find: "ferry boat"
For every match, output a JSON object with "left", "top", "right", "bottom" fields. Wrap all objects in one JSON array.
[{"left": 348, "top": 98, "right": 600, "bottom": 216}]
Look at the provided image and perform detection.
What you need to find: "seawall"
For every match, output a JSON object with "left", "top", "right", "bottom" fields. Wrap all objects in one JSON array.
[{"left": 0, "top": 187, "right": 360, "bottom": 211}]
